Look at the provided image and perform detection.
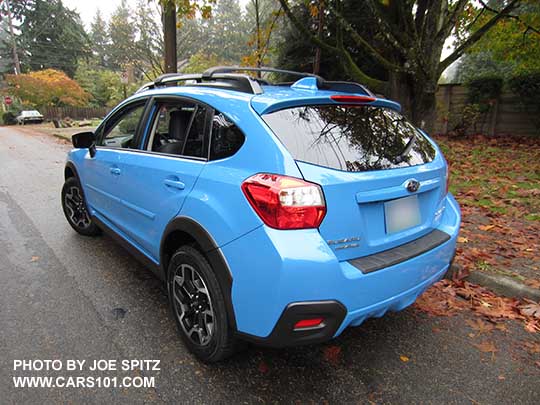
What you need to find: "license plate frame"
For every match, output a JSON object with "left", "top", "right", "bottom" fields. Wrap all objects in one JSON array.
[{"left": 384, "top": 195, "right": 421, "bottom": 234}]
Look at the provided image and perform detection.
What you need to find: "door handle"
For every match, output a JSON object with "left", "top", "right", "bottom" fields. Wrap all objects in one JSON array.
[
  {"left": 164, "top": 179, "right": 185, "bottom": 190},
  {"left": 110, "top": 167, "right": 121, "bottom": 175}
]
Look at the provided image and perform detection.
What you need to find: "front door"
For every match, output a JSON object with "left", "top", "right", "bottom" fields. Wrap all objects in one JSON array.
[
  {"left": 82, "top": 100, "right": 147, "bottom": 224},
  {"left": 112, "top": 99, "right": 210, "bottom": 261}
]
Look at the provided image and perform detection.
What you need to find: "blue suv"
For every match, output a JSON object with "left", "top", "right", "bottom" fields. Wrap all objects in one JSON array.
[{"left": 62, "top": 67, "right": 460, "bottom": 362}]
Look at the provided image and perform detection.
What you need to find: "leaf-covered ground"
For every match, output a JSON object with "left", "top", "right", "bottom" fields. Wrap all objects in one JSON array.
[
  {"left": 437, "top": 135, "right": 540, "bottom": 285},
  {"left": 413, "top": 136, "right": 540, "bottom": 351}
]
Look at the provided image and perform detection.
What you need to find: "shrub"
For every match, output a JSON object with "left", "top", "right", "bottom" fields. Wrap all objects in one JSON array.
[
  {"left": 508, "top": 71, "right": 540, "bottom": 135},
  {"left": 6, "top": 69, "right": 90, "bottom": 108},
  {"left": 463, "top": 75, "right": 503, "bottom": 135},
  {"left": 465, "top": 75, "right": 504, "bottom": 105},
  {"left": 2, "top": 112, "right": 17, "bottom": 125}
]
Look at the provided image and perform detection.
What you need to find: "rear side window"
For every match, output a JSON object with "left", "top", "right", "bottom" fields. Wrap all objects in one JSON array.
[
  {"left": 262, "top": 105, "right": 436, "bottom": 172},
  {"left": 209, "top": 112, "right": 245, "bottom": 160},
  {"left": 146, "top": 102, "right": 209, "bottom": 159}
]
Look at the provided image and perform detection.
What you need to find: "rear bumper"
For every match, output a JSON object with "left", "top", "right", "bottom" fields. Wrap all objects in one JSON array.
[{"left": 223, "top": 194, "right": 460, "bottom": 345}]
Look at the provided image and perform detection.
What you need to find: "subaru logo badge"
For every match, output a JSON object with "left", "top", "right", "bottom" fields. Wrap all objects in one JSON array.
[{"left": 406, "top": 179, "right": 420, "bottom": 193}]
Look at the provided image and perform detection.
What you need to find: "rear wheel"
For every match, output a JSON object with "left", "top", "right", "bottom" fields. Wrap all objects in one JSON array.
[
  {"left": 61, "top": 177, "right": 101, "bottom": 236},
  {"left": 168, "top": 245, "right": 238, "bottom": 363}
]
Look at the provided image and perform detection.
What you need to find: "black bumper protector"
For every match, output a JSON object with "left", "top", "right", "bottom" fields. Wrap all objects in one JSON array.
[
  {"left": 348, "top": 229, "right": 451, "bottom": 274},
  {"left": 237, "top": 301, "right": 347, "bottom": 348}
]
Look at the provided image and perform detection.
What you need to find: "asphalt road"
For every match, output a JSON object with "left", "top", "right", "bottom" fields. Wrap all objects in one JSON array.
[{"left": 1, "top": 127, "right": 539, "bottom": 404}]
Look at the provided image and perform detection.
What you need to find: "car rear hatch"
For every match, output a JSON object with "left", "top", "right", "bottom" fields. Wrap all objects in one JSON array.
[{"left": 260, "top": 101, "right": 448, "bottom": 262}]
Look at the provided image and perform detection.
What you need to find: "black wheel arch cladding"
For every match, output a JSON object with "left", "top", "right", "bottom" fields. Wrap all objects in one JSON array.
[{"left": 160, "top": 216, "right": 237, "bottom": 331}]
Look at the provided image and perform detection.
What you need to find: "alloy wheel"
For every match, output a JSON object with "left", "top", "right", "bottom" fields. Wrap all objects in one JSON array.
[
  {"left": 64, "top": 186, "right": 91, "bottom": 229},
  {"left": 172, "top": 263, "right": 215, "bottom": 346}
]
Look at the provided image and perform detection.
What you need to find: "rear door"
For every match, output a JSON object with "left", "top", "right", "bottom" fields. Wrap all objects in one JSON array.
[
  {"left": 262, "top": 104, "right": 447, "bottom": 261},
  {"left": 114, "top": 98, "right": 210, "bottom": 261}
]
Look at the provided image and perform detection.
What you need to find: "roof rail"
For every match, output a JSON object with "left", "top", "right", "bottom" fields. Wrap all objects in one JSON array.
[
  {"left": 135, "top": 66, "right": 373, "bottom": 96},
  {"left": 202, "top": 66, "right": 325, "bottom": 87},
  {"left": 136, "top": 72, "right": 263, "bottom": 94}
]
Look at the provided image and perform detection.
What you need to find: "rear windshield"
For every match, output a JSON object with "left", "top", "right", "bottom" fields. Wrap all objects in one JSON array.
[{"left": 262, "top": 105, "right": 436, "bottom": 172}]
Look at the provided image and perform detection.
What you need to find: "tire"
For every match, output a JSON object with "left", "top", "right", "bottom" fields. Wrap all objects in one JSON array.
[
  {"left": 168, "top": 245, "right": 238, "bottom": 363},
  {"left": 61, "top": 177, "right": 101, "bottom": 236}
]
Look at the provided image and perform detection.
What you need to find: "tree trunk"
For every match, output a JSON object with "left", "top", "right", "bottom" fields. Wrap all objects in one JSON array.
[
  {"left": 163, "top": 1, "right": 177, "bottom": 73},
  {"left": 388, "top": 71, "right": 438, "bottom": 134}
]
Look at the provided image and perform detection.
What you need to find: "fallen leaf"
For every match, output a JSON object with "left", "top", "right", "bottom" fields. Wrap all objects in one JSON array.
[
  {"left": 399, "top": 355, "right": 410, "bottom": 363},
  {"left": 524, "top": 321, "right": 540, "bottom": 333},
  {"left": 30, "top": 256, "right": 40, "bottom": 262},
  {"left": 524, "top": 279, "right": 540, "bottom": 290},
  {"left": 466, "top": 318, "right": 494, "bottom": 335},
  {"left": 498, "top": 375, "right": 505, "bottom": 381},
  {"left": 523, "top": 341, "right": 540, "bottom": 354},
  {"left": 519, "top": 300, "right": 540, "bottom": 319},
  {"left": 458, "top": 236, "right": 469, "bottom": 243},
  {"left": 478, "top": 224, "right": 495, "bottom": 231},
  {"left": 473, "top": 340, "right": 498, "bottom": 353},
  {"left": 323, "top": 345, "right": 342, "bottom": 366}
]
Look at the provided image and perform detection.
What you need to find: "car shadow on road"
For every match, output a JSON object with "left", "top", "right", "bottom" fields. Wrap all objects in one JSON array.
[{"left": 67, "top": 230, "right": 429, "bottom": 402}]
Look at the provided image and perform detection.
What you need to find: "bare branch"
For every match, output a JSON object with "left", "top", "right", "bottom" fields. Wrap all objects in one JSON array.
[
  {"left": 326, "top": 1, "right": 409, "bottom": 73},
  {"left": 364, "top": 0, "right": 411, "bottom": 53},
  {"left": 277, "top": 0, "right": 387, "bottom": 92},
  {"left": 478, "top": 0, "right": 540, "bottom": 36},
  {"left": 438, "top": 0, "right": 470, "bottom": 40},
  {"left": 439, "top": 0, "right": 520, "bottom": 74}
]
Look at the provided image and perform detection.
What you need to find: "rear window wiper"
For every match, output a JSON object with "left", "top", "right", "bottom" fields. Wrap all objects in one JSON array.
[{"left": 393, "top": 132, "right": 417, "bottom": 164}]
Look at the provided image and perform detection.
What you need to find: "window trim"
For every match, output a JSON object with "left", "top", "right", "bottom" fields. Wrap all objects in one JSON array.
[
  {"left": 140, "top": 95, "right": 213, "bottom": 162},
  {"left": 95, "top": 98, "right": 149, "bottom": 151}
]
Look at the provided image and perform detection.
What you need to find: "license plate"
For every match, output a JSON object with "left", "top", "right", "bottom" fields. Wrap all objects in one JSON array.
[{"left": 384, "top": 195, "right": 421, "bottom": 234}]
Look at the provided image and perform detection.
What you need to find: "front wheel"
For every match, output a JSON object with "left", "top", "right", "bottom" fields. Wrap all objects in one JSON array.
[
  {"left": 168, "top": 246, "right": 238, "bottom": 363},
  {"left": 61, "top": 177, "right": 101, "bottom": 236}
]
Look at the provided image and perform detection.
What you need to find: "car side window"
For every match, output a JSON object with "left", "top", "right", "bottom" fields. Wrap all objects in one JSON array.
[
  {"left": 99, "top": 103, "right": 146, "bottom": 149},
  {"left": 209, "top": 111, "right": 245, "bottom": 160},
  {"left": 147, "top": 102, "right": 209, "bottom": 159},
  {"left": 183, "top": 105, "right": 209, "bottom": 158}
]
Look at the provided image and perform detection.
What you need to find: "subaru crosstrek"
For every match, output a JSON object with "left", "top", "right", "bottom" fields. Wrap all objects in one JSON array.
[{"left": 61, "top": 67, "right": 460, "bottom": 362}]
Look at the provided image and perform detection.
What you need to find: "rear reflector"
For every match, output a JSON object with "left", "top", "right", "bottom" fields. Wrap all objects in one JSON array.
[
  {"left": 330, "top": 95, "right": 376, "bottom": 104},
  {"left": 241, "top": 173, "right": 326, "bottom": 230},
  {"left": 294, "top": 318, "right": 324, "bottom": 330}
]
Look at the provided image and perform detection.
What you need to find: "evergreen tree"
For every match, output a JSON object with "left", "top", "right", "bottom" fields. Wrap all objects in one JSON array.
[
  {"left": 107, "top": 0, "right": 136, "bottom": 70},
  {"left": 133, "top": 0, "right": 164, "bottom": 78},
  {"left": 89, "top": 9, "right": 109, "bottom": 69},
  {"left": 207, "top": 0, "right": 248, "bottom": 62},
  {"left": 17, "top": 0, "right": 89, "bottom": 77}
]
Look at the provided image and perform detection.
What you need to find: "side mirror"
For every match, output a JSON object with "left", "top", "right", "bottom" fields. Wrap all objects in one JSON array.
[{"left": 72, "top": 131, "right": 96, "bottom": 158}]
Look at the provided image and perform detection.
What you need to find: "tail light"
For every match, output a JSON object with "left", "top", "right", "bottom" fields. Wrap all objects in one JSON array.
[
  {"left": 330, "top": 95, "right": 376, "bottom": 104},
  {"left": 241, "top": 173, "right": 326, "bottom": 230}
]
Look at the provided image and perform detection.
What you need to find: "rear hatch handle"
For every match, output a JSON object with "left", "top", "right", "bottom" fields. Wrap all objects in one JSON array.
[{"left": 355, "top": 178, "right": 441, "bottom": 204}]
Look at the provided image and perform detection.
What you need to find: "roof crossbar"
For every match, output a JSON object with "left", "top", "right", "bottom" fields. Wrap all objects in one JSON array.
[
  {"left": 202, "top": 66, "right": 325, "bottom": 86},
  {"left": 136, "top": 66, "right": 373, "bottom": 96},
  {"left": 136, "top": 72, "right": 263, "bottom": 94}
]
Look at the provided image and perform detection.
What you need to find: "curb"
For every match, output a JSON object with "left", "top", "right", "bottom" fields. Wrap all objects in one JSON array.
[{"left": 446, "top": 265, "right": 540, "bottom": 302}]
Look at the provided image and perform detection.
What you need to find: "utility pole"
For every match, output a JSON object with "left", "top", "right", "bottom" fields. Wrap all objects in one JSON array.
[
  {"left": 162, "top": 0, "right": 177, "bottom": 73},
  {"left": 5, "top": 0, "right": 21, "bottom": 75}
]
